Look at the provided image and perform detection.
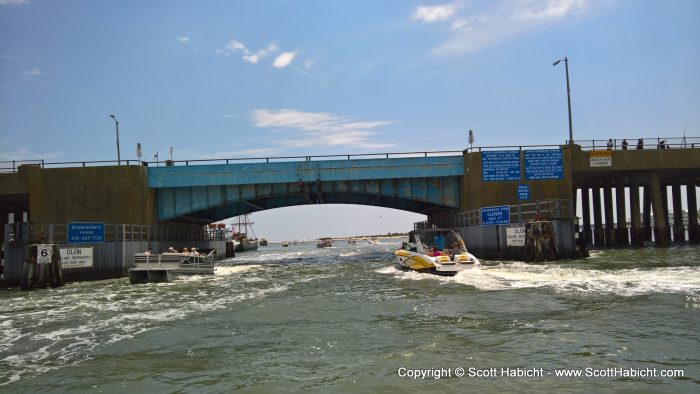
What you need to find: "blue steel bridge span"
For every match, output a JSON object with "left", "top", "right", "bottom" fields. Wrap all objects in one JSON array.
[{"left": 147, "top": 155, "right": 464, "bottom": 223}]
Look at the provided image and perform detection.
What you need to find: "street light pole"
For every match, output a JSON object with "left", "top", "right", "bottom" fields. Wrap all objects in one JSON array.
[
  {"left": 109, "top": 114, "right": 121, "bottom": 165},
  {"left": 553, "top": 57, "right": 577, "bottom": 259},
  {"left": 553, "top": 57, "right": 573, "bottom": 145}
]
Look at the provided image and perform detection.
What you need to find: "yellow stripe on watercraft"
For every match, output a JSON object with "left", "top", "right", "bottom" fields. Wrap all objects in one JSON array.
[{"left": 401, "top": 255, "right": 435, "bottom": 270}]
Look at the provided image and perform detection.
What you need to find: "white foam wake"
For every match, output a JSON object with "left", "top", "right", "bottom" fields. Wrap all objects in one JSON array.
[{"left": 377, "top": 263, "right": 700, "bottom": 296}]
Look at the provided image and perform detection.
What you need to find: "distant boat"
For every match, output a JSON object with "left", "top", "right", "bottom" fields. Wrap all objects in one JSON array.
[
  {"left": 233, "top": 214, "right": 259, "bottom": 252},
  {"left": 282, "top": 241, "right": 290, "bottom": 247},
  {"left": 368, "top": 237, "right": 379, "bottom": 245},
  {"left": 347, "top": 239, "right": 357, "bottom": 245},
  {"left": 259, "top": 238, "right": 268, "bottom": 246},
  {"left": 316, "top": 238, "right": 333, "bottom": 248}
]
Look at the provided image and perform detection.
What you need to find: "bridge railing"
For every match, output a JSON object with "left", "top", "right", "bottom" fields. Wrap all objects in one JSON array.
[
  {"left": 0, "top": 151, "right": 465, "bottom": 173},
  {"left": 417, "top": 199, "right": 571, "bottom": 229},
  {"left": 0, "top": 159, "right": 147, "bottom": 173},
  {"left": 570, "top": 136, "right": 700, "bottom": 150},
  {"left": 3, "top": 137, "right": 696, "bottom": 173}
]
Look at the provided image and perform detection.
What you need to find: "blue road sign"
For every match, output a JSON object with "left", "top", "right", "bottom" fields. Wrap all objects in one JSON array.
[
  {"left": 524, "top": 149, "right": 563, "bottom": 180},
  {"left": 67, "top": 222, "right": 105, "bottom": 243},
  {"left": 481, "top": 205, "right": 511, "bottom": 225},
  {"left": 518, "top": 184, "right": 530, "bottom": 200},
  {"left": 482, "top": 150, "right": 521, "bottom": 181}
]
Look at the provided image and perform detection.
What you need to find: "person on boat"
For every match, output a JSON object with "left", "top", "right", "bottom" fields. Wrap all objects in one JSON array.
[
  {"left": 434, "top": 232, "right": 446, "bottom": 252},
  {"left": 182, "top": 247, "right": 190, "bottom": 256},
  {"left": 167, "top": 246, "right": 177, "bottom": 253},
  {"left": 430, "top": 247, "right": 443, "bottom": 257},
  {"left": 450, "top": 241, "right": 467, "bottom": 260},
  {"left": 145, "top": 248, "right": 152, "bottom": 255},
  {"left": 190, "top": 247, "right": 200, "bottom": 256}
]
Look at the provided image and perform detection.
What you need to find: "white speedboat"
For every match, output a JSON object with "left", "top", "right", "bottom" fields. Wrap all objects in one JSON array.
[
  {"left": 394, "top": 229, "right": 480, "bottom": 276},
  {"left": 129, "top": 251, "right": 216, "bottom": 284}
]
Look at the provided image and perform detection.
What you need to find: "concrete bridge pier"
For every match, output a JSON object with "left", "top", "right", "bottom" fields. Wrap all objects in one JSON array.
[
  {"left": 629, "top": 180, "right": 644, "bottom": 247},
  {"left": 603, "top": 185, "right": 615, "bottom": 245},
  {"left": 649, "top": 173, "right": 671, "bottom": 247},
  {"left": 688, "top": 182, "right": 699, "bottom": 242},
  {"left": 671, "top": 183, "right": 685, "bottom": 242},
  {"left": 580, "top": 187, "right": 592, "bottom": 245},
  {"left": 615, "top": 178, "right": 629, "bottom": 246},
  {"left": 643, "top": 187, "right": 653, "bottom": 242},
  {"left": 592, "top": 186, "right": 605, "bottom": 246}
]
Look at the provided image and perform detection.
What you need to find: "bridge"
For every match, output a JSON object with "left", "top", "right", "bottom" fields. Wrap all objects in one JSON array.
[
  {"left": 1, "top": 139, "right": 699, "bottom": 252},
  {"left": 147, "top": 155, "right": 464, "bottom": 223}
]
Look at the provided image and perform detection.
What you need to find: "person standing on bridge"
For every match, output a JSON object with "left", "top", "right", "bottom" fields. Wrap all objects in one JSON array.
[
  {"left": 622, "top": 139, "right": 628, "bottom": 150},
  {"left": 606, "top": 139, "right": 613, "bottom": 150},
  {"left": 636, "top": 138, "right": 644, "bottom": 149}
]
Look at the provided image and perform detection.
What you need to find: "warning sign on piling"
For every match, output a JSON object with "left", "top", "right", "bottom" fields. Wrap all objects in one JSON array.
[
  {"left": 506, "top": 227, "right": 526, "bottom": 246},
  {"left": 37, "top": 244, "right": 52, "bottom": 264},
  {"left": 60, "top": 247, "right": 94, "bottom": 269}
]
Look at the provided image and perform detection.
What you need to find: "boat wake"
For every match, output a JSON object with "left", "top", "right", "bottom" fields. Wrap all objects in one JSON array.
[{"left": 377, "top": 263, "right": 700, "bottom": 296}]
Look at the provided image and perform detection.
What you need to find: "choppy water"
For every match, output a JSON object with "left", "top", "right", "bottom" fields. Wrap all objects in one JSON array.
[{"left": 1, "top": 240, "right": 698, "bottom": 393}]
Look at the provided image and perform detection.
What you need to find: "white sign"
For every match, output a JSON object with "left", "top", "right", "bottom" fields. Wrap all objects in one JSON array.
[
  {"left": 589, "top": 150, "right": 612, "bottom": 167},
  {"left": 60, "top": 247, "right": 94, "bottom": 269},
  {"left": 506, "top": 227, "right": 526, "bottom": 247},
  {"left": 37, "top": 244, "right": 52, "bottom": 264}
]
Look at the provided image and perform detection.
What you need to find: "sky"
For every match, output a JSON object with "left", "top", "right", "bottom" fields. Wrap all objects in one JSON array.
[{"left": 1, "top": 0, "right": 699, "bottom": 241}]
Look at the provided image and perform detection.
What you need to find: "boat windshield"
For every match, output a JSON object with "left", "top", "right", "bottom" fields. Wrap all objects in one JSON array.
[{"left": 410, "top": 230, "right": 465, "bottom": 250}]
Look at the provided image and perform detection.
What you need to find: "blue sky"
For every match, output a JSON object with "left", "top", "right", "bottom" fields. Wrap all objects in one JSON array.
[{"left": 1, "top": 0, "right": 699, "bottom": 241}]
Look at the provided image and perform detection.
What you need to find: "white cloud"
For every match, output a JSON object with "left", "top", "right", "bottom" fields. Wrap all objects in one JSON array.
[
  {"left": 0, "top": 147, "right": 61, "bottom": 161},
  {"left": 411, "top": 2, "right": 461, "bottom": 23},
  {"left": 21, "top": 68, "right": 42, "bottom": 77},
  {"left": 176, "top": 36, "right": 191, "bottom": 43},
  {"left": 0, "top": 0, "right": 29, "bottom": 5},
  {"left": 251, "top": 109, "right": 394, "bottom": 149},
  {"left": 273, "top": 52, "right": 296, "bottom": 68},
  {"left": 226, "top": 40, "right": 246, "bottom": 51},
  {"left": 225, "top": 39, "right": 281, "bottom": 65},
  {"left": 303, "top": 60, "right": 314, "bottom": 69},
  {"left": 412, "top": 0, "right": 596, "bottom": 55},
  {"left": 242, "top": 54, "right": 259, "bottom": 64}
]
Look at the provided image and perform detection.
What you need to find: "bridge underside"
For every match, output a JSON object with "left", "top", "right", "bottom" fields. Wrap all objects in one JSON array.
[{"left": 157, "top": 177, "right": 460, "bottom": 223}]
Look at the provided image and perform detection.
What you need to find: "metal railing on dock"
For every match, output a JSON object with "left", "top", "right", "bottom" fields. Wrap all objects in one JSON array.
[{"left": 416, "top": 199, "right": 571, "bottom": 229}]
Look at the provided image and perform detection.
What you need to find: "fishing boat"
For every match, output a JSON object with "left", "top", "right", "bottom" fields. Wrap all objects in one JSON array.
[
  {"left": 129, "top": 250, "right": 216, "bottom": 284},
  {"left": 317, "top": 238, "right": 333, "bottom": 248},
  {"left": 233, "top": 214, "right": 259, "bottom": 252},
  {"left": 282, "top": 241, "right": 290, "bottom": 247},
  {"left": 368, "top": 237, "right": 379, "bottom": 245},
  {"left": 394, "top": 228, "right": 480, "bottom": 276},
  {"left": 259, "top": 238, "right": 268, "bottom": 246}
]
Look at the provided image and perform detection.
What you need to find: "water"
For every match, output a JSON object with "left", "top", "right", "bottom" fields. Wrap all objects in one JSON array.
[{"left": 1, "top": 240, "right": 698, "bottom": 393}]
